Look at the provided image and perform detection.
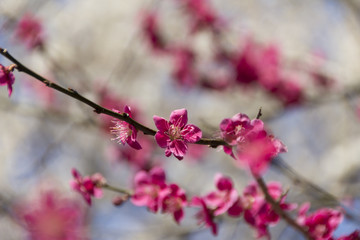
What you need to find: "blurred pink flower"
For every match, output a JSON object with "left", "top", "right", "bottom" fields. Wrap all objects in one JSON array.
[
  {"left": 297, "top": 203, "right": 343, "bottom": 240},
  {"left": 0, "top": 64, "right": 15, "bottom": 97},
  {"left": 140, "top": 10, "right": 168, "bottom": 53},
  {"left": 70, "top": 169, "right": 105, "bottom": 205},
  {"left": 111, "top": 106, "right": 142, "bottom": 150},
  {"left": 15, "top": 13, "right": 44, "bottom": 49},
  {"left": 131, "top": 167, "right": 167, "bottom": 212},
  {"left": 153, "top": 108, "right": 202, "bottom": 160},
  {"left": 171, "top": 47, "right": 199, "bottom": 88},
  {"left": 16, "top": 190, "right": 86, "bottom": 240},
  {"left": 204, "top": 173, "right": 241, "bottom": 216},
  {"left": 191, "top": 196, "right": 218, "bottom": 235},
  {"left": 160, "top": 183, "right": 187, "bottom": 224}
]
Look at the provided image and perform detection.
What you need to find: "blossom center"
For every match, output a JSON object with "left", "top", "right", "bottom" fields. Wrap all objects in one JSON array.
[{"left": 168, "top": 125, "right": 182, "bottom": 140}]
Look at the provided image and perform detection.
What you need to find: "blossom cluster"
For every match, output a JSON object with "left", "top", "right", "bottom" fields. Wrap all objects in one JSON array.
[
  {"left": 220, "top": 112, "right": 287, "bottom": 177},
  {"left": 131, "top": 166, "right": 187, "bottom": 224},
  {"left": 70, "top": 168, "right": 106, "bottom": 205},
  {"left": 140, "top": 0, "right": 334, "bottom": 106},
  {"left": 191, "top": 175, "right": 295, "bottom": 237}
]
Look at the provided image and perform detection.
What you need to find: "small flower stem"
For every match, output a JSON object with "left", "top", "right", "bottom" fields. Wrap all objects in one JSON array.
[
  {"left": 102, "top": 183, "right": 132, "bottom": 196},
  {"left": 0, "top": 47, "right": 229, "bottom": 148},
  {"left": 255, "top": 176, "right": 314, "bottom": 240}
]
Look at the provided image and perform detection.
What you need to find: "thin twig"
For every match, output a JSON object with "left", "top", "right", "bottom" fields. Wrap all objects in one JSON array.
[
  {"left": 255, "top": 176, "right": 313, "bottom": 240},
  {"left": 0, "top": 47, "right": 228, "bottom": 148},
  {"left": 102, "top": 183, "right": 132, "bottom": 195}
]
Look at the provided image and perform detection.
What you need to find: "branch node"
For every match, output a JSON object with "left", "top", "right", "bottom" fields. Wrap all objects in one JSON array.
[
  {"left": 256, "top": 107, "right": 262, "bottom": 119},
  {"left": 94, "top": 108, "right": 102, "bottom": 114}
]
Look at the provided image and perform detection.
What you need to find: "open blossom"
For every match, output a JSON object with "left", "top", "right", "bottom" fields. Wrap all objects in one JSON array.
[
  {"left": 204, "top": 173, "right": 242, "bottom": 217},
  {"left": 131, "top": 167, "right": 167, "bottom": 212},
  {"left": 191, "top": 196, "right": 218, "bottom": 235},
  {"left": 70, "top": 168, "right": 105, "bottom": 205},
  {"left": 0, "top": 64, "right": 15, "bottom": 97},
  {"left": 160, "top": 184, "right": 187, "bottom": 224},
  {"left": 153, "top": 108, "right": 202, "bottom": 160},
  {"left": 219, "top": 112, "right": 287, "bottom": 176},
  {"left": 297, "top": 202, "right": 343, "bottom": 240},
  {"left": 16, "top": 190, "right": 86, "bottom": 240},
  {"left": 15, "top": 13, "right": 44, "bottom": 49},
  {"left": 111, "top": 106, "right": 142, "bottom": 150}
]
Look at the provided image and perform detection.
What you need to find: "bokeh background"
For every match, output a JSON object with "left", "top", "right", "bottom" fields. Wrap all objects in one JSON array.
[{"left": 1, "top": 0, "right": 360, "bottom": 239}]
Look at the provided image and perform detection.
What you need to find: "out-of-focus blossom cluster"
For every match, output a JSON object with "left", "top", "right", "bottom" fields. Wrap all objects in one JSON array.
[
  {"left": 131, "top": 166, "right": 187, "bottom": 224},
  {"left": 140, "top": 0, "right": 335, "bottom": 106},
  {"left": 15, "top": 13, "right": 45, "bottom": 50},
  {"left": 15, "top": 190, "right": 87, "bottom": 240}
]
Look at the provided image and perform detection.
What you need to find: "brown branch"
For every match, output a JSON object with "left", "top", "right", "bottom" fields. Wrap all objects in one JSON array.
[
  {"left": 255, "top": 176, "right": 314, "bottom": 240},
  {"left": 0, "top": 47, "right": 228, "bottom": 148}
]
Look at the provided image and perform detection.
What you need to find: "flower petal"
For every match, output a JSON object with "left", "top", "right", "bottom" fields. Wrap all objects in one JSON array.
[
  {"left": 153, "top": 115, "right": 169, "bottom": 132},
  {"left": 169, "top": 109, "right": 188, "bottom": 128},
  {"left": 155, "top": 132, "right": 169, "bottom": 148},
  {"left": 181, "top": 124, "right": 202, "bottom": 142}
]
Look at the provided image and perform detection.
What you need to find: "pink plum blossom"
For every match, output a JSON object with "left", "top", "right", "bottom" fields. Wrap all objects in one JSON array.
[
  {"left": 204, "top": 173, "right": 242, "bottom": 216},
  {"left": 15, "top": 13, "right": 44, "bottom": 49},
  {"left": 297, "top": 202, "right": 343, "bottom": 240},
  {"left": 160, "top": 183, "right": 187, "bottom": 224},
  {"left": 131, "top": 167, "right": 167, "bottom": 212},
  {"left": 191, "top": 196, "right": 218, "bottom": 235},
  {"left": 111, "top": 106, "right": 142, "bottom": 150},
  {"left": 219, "top": 112, "right": 287, "bottom": 176},
  {"left": 0, "top": 64, "right": 15, "bottom": 97},
  {"left": 16, "top": 190, "right": 86, "bottom": 240},
  {"left": 70, "top": 168, "right": 105, "bottom": 205},
  {"left": 153, "top": 108, "right": 202, "bottom": 160}
]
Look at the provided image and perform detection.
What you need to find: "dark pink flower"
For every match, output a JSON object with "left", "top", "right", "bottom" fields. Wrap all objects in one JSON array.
[
  {"left": 140, "top": 11, "right": 168, "bottom": 53},
  {"left": 232, "top": 38, "right": 259, "bottom": 85},
  {"left": 15, "top": 13, "right": 44, "bottom": 49},
  {"left": 153, "top": 108, "right": 202, "bottom": 160},
  {"left": 131, "top": 167, "right": 167, "bottom": 212},
  {"left": 16, "top": 190, "right": 86, "bottom": 240},
  {"left": 297, "top": 203, "right": 343, "bottom": 240},
  {"left": 220, "top": 112, "right": 286, "bottom": 176},
  {"left": 70, "top": 168, "right": 105, "bottom": 205},
  {"left": 160, "top": 184, "right": 187, "bottom": 224},
  {"left": 191, "top": 196, "right": 217, "bottom": 235},
  {"left": 111, "top": 106, "right": 142, "bottom": 150},
  {"left": 0, "top": 64, "right": 15, "bottom": 97},
  {"left": 204, "top": 173, "right": 241, "bottom": 216}
]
